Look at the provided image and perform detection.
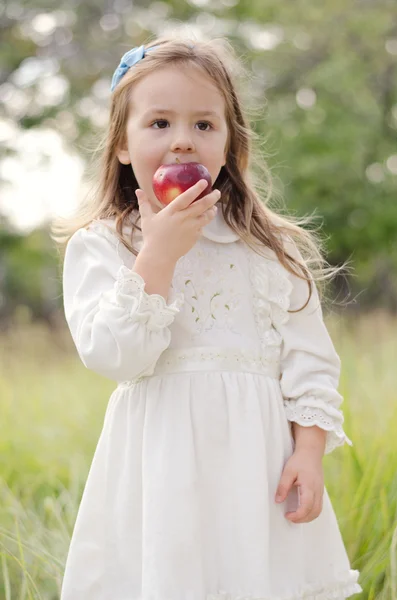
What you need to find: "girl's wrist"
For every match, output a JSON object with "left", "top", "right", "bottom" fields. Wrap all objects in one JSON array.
[
  {"left": 139, "top": 242, "right": 178, "bottom": 268},
  {"left": 291, "top": 424, "right": 326, "bottom": 458},
  {"left": 133, "top": 244, "right": 178, "bottom": 301}
]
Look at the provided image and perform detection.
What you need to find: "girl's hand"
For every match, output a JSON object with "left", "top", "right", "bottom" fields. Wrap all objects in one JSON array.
[
  {"left": 136, "top": 180, "right": 221, "bottom": 264},
  {"left": 275, "top": 449, "right": 324, "bottom": 523}
]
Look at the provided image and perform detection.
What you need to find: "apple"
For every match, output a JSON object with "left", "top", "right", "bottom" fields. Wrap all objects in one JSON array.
[{"left": 152, "top": 160, "right": 212, "bottom": 206}]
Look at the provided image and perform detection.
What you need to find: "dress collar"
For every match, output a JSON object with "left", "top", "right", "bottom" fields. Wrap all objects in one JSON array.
[
  {"left": 201, "top": 203, "right": 240, "bottom": 243},
  {"left": 128, "top": 205, "right": 240, "bottom": 244},
  {"left": 99, "top": 206, "right": 240, "bottom": 246}
]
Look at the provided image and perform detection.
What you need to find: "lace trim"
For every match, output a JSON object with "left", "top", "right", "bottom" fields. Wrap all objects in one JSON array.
[
  {"left": 284, "top": 403, "right": 353, "bottom": 455},
  {"left": 284, "top": 395, "right": 345, "bottom": 423},
  {"left": 157, "top": 346, "right": 279, "bottom": 371},
  {"left": 112, "top": 266, "right": 184, "bottom": 332},
  {"left": 245, "top": 245, "right": 293, "bottom": 372},
  {"left": 206, "top": 570, "right": 361, "bottom": 599},
  {"left": 119, "top": 346, "right": 282, "bottom": 386},
  {"left": 247, "top": 246, "right": 293, "bottom": 330}
]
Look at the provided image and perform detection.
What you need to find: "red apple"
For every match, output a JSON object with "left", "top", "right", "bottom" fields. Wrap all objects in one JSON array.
[{"left": 152, "top": 161, "right": 212, "bottom": 206}]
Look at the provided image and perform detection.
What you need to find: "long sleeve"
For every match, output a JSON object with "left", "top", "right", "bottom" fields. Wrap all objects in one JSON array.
[
  {"left": 274, "top": 243, "right": 352, "bottom": 455},
  {"left": 62, "top": 224, "right": 184, "bottom": 383}
]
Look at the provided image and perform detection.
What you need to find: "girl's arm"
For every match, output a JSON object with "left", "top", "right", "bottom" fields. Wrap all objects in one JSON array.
[
  {"left": 274, "top": 239, "right": 352, "bottom": 455},
  {"left": 62, "top": 223, "right": 184, "bottom": 383}
]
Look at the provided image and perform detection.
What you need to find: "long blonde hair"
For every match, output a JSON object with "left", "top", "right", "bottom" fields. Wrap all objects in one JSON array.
[{"left": 51, "top": 34, "right": 342, "bottom": 311}]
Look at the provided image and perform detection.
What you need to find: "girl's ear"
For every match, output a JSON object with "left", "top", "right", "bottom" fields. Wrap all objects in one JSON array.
[
  {"left": 117, "top": 148, "right": 131, "bottom": 165},
  {"left": 116, "top": 138, "right": 131, "bottom": 164}
]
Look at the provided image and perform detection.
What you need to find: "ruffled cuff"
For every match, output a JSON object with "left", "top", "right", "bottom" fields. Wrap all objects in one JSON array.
[
  {"left": 283, "top": 396, "right": 353, "bottom": 455},
  {"left": 104, "top": 266, "right": 184, "bottom": 332}
]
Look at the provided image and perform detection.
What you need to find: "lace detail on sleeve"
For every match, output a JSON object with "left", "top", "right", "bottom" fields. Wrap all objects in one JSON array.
[
  {"left": 87, "top": 220, "right": 184, "bottom": 331},
  {"left": 110, "top": 266, "right": 184, "bottom": 332},
  {"left": 284, "top": 399, "right": 353, "bottom": 455}
]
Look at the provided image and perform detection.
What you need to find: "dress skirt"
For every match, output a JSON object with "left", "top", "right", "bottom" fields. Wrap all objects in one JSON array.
[{"left": 60, "top": 368, "right": 361, "bottom": 600}]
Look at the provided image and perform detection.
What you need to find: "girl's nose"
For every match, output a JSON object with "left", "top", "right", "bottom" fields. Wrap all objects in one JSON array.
[{"left": 170, "top": 131, "right": 195, "bottom": 153}]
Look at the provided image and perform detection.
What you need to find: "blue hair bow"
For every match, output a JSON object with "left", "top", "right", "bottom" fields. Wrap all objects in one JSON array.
[{"left": 110, "top": 45, "right": 159, "bottom": 92}]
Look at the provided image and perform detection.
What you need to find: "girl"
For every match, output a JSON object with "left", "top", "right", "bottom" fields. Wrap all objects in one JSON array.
[{"left": 55, "top": 35, "right": 362, "bottom": 599}]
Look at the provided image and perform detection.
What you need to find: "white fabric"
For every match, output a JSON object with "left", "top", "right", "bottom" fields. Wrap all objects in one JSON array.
[{"left": 60, "top": 207, "right": 361, "bottom": 599}]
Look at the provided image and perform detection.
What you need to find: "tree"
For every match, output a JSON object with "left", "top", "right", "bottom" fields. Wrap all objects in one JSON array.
[{"left": 0, "top": 0, "right": 396, "bottom": 309}]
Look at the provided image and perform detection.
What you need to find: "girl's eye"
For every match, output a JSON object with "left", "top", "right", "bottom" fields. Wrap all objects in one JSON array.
[
  {"left": 152, "top": 120, "right": 168, "bottom": 129},
  {"left": 151, "top": 120, "right": 213, "bottom": 131},
  {"left": 196, "top": 121, "right": 212, "bottom": 131}
]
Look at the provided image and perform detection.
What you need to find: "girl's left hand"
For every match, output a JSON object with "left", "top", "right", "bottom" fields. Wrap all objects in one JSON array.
[{"left": 274, "top": 449, "right": 324, "bottom": 523}]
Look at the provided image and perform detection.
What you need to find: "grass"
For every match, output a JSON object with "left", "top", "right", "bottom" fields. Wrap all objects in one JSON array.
[{"left": 0, "top": 314, "right": 397, "bottom": 599}]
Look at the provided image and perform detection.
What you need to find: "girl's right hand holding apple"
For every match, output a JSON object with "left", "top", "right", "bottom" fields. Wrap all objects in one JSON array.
[{"left": 135, "top": 179, "right": 221, "bottom": 264}]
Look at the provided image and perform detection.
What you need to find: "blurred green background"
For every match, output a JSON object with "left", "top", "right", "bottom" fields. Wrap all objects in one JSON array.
[{"left": 0, "top": 0, "right": 397, "bottom": 598}]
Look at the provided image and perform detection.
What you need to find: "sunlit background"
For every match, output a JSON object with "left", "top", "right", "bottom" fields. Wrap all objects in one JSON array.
[{"left": 1, "top": 1, "right": 397, "bottom": 598}]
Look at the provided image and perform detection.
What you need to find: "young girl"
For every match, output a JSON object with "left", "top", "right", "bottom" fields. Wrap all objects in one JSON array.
[{"left": 56, "top": 35, "right": 362, "bottom": 600}]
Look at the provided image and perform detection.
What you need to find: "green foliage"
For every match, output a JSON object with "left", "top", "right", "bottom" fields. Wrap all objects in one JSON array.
[
  {"left": 0, "top": 1, "right": 396, "bottom": 311},
  {"left": 0, "top": 218, "right": 61, "bottom": 327}
]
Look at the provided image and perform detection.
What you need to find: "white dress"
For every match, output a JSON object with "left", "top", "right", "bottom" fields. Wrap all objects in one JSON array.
[{"left": 60, "top": 207, "right": 362, "bottom": 600}]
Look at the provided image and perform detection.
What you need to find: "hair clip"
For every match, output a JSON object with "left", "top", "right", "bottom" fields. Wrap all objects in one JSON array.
[{"left": 110, "top": 45, "right": 159, "bottom": 92}]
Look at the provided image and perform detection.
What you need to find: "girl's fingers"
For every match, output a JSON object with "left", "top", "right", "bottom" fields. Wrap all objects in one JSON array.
[
  {"left": 196, "top": 204, "right": 218, "bottom": 226},
  {"left": 286, "top": 489, "right": 323, "bottom": 523},
  {"left": 275, "top": 468, "right": 297, "bottom": 504},
  {"left": 166, "top": 179, "right": 210, "bottom": 213},
  {"left": 309, "top": 496, "right": 324, "bottom": 521},
  {"left": 299, "top": 495, "right": 322, "bottom": 523},
  {"left": 187, "top": 190, "right": 221, "bottom": 219},
  {"left": 285, "top": 486, "right": 314, "bottom": 523},
  {"left": 135, "top": 189, "right": 153, "bottom": 219}
]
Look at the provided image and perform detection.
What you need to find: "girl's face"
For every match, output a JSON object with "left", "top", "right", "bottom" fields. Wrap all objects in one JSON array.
[{"left": 117, "top": 64, "right": 229, "bottom": 212}]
